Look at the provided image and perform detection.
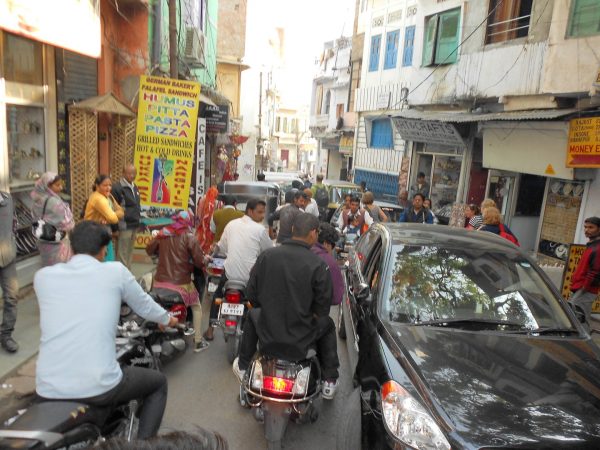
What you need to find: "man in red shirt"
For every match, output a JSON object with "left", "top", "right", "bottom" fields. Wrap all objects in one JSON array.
[{"left": 570, "top": 216, "right": 600, "bottom": 324}]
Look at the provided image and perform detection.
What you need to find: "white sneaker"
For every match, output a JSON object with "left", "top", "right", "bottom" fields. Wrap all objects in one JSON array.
[
  {"left": 233, "top": 357, "right": 246, "bottom": 381},
  {"left": 322, "top": 379, "right": 338, "bottom": 400}
]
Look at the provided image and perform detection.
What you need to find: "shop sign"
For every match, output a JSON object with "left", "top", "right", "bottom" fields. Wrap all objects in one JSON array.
[
  {"left": 376, "top": 92, "right": 390, "bottom": 110},
  {"left": 0, "top": 0, "right": 101, "bottom": 58},
  {"left": 200, "top": 104, "right": 229, "bottom": 134},
  {"left": 340, "top": 136, "right": 354, "bottom": 155},
  {"left": 567, "top": 117, "right": 600, "bottom": 167},
  {"left": 134, "top": 75, "right": 201, "bottom": 210},
  {"left": 195, "top": 118, "right": 206, "bottom": 200},
  {"left": 393, "top": 118, "right": 465, "bottom": 147}
]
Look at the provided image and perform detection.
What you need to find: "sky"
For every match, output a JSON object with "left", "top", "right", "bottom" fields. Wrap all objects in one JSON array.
[{"left": 260, "top": 0, "right": 356, "bottom": 107}]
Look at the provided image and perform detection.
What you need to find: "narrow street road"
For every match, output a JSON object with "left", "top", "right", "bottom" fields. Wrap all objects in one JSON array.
[{"left": 160, "top": 303, "right": 352, "bottom": 449}]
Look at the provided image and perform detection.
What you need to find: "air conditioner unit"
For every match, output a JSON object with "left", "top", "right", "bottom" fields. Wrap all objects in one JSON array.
[{"left": 183, "top": 28, "right": 206, "bottom": 68}]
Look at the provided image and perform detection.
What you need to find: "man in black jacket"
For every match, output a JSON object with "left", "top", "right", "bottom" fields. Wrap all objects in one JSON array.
[
  {"left": 234, "top": 213, "right": 340, "bottom": 399},
  {"left": 111, "top": 164, "right": 141, "bottom": 269}
]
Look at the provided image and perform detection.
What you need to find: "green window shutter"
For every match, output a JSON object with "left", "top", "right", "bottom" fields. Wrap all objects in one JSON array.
[
  {"left": 435, "top": 8, "right": 460, "bottom": 64},
  {"left": 568, "top": 0, "right": 600, "bottom": 37},
  {"left": 422, "top": 15, "right": 439, "bottom": 66}
]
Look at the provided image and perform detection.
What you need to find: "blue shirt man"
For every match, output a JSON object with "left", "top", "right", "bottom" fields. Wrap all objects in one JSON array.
[
  {"left": 34, "top": 220, "right": 178, "bottom": 438},
  {"left": 398, "top": 193, "right": 434, "bottom": 224}
]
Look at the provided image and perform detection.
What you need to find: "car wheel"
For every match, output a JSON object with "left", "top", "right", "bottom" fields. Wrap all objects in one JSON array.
[
  {"left": 337, "top": 305, "right": 347, "bottom": 340},
  {"left": 336, "top": 387, "right": 361, "bottom": 450}
]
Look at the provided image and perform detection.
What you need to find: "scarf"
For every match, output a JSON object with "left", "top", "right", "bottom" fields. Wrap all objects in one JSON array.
[
  {"left": 157, "top": 210, "right": 194, "bottom": 238},
  {"left": 196, "top": 186, "right": 219, "bottom": 253},
  {"left": 30, "top": 172, "right": 74, "bottom": 231}
]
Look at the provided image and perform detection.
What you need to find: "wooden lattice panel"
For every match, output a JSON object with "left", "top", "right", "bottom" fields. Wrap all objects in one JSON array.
[
  {"left": 110, "top": 117, "right": 136, "bottom": 178},
  {"left": 68, "top": 108, "right": 98, "bottom": 221}
]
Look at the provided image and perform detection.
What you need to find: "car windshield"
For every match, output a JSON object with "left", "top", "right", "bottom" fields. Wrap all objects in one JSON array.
[
  {"left": 329, "top": 186, "right": 360, "bottom": 204},
  {"left": 381, "top": 245, "right": 574, "bottom": 331}
]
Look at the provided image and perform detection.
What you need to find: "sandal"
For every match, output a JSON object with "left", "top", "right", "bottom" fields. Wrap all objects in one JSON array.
[{"left": 203, "top": 330, "right": 214, "bottom": 341}]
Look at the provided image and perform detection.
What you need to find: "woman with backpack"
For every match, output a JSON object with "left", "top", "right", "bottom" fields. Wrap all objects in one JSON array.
[{"left": 479, "top": 206, "right": 520, "bottom": 246}]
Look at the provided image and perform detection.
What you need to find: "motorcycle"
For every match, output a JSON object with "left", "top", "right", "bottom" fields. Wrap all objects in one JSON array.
[
  {"left": 206, "top": 256, "right": 226, "bottom": 297},
  {"left": 121, "top": 291, "right": 195, "bottom": 370},
  {"left": 238, "top": 350, "right": 322, "bottom": 450},
  {"left": 214, "top": 279, "right": 248, "bottom": 363}
]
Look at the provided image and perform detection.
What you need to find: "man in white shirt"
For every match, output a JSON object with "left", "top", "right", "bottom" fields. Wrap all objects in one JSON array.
[
  {"left": 34, "top": 221, "right": 178, "bottom": 439},
  {"left": 204, "top": 198, "right": 274, "bottom": 340},
  {"left": 336, "top": 195, "right": 373, "bottom": 231},
  {"left": 303, "top": 188, "right": 320, "bottom": 218}
]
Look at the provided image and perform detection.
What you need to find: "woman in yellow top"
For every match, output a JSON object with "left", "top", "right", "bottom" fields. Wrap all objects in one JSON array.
[{"left": 84, "top": 174, "right": 124, "bottom": 261}]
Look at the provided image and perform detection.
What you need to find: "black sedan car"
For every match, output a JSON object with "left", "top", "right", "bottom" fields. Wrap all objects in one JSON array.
[{"left": 338, "top": 223, "right": 600, "bottom": 450}]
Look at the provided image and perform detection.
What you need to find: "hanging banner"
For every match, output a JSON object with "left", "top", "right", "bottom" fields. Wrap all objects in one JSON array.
[{"left": 134, "top": 75, "right": 201, "bottom": 209}]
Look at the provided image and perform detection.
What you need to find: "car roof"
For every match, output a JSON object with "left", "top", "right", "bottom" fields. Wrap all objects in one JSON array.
[
  {"left": 324, "top": 180, "right": 360, "bottom": 187},
  {"left": 377, "top": 223, "right": 521, "bottom": 253}
]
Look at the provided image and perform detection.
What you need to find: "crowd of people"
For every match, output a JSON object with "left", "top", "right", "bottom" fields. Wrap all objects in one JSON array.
[{"left": 0, "top": 167, "right": 598, "bottom": 449}]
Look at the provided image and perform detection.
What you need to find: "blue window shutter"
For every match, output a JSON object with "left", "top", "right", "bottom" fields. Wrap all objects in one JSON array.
[
  {"left": 384, "top": 30, "right": 399, "bottom": 70},
  {"left": 370, "top": 119, "right": 393, "bottom": 149},
  {"left": 402, "top": 26, "right": 415, "bottom": 67},
  {"left": 369, "top": 35, "right": 381, "bottom": 72}
]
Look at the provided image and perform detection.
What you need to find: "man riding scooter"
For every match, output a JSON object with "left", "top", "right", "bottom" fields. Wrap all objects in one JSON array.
[
  {"left": 34, "top": 221, "right": 178, "bottom": 439},
  {"left": 234, "top": 213, "right": 340, "bottom": 399},
  {"left": 204, "top": 198, "right": 273, "bottom": 341}
]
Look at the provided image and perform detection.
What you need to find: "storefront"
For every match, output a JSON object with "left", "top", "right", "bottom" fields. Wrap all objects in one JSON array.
[
  {"left": 392, "top": 117, "right": 471, "bottom": 213},
  {"left": 0, "top": 0, "right": 100, "bottom": 284}
]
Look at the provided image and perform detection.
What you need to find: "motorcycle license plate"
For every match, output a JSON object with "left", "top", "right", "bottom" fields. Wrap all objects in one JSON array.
[
  {"left": 208, "top": 282, "right": 219, "bottom": 293},
  {"left": 220, "top": 303, "right": 244, "bottom": 316}
]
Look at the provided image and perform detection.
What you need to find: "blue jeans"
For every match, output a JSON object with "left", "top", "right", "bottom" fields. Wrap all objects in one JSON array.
[{"left": 0, "top": 260, "right": 18, "bottom": 339}]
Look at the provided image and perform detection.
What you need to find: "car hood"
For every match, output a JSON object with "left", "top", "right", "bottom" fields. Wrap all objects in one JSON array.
[{"left": 384, "top": 324, "right": 600, "bottom": 448}]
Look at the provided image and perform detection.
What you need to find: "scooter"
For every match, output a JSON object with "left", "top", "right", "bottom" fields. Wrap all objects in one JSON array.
[
  {"left": 206, "top": 256, "right": 226, "bottom": 297},
  {"left": 214, "top": 279, "right": 248, "bottom": 363},
  {"left": 238, "top": 350, "right": 322, "bottom": 450}
]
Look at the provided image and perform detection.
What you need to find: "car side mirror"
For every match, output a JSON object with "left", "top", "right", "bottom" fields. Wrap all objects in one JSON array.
[{"left": 356, "top": 282, "right": 371, "bottom": 303}]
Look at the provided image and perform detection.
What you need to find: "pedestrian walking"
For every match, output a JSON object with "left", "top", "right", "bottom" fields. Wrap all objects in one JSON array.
[
  {"left": 465, "top": 204, "right": 483, "bottom": 230},
  {"left": 479, "top": 207, "right": 519, "bottom": 246},
  {"left": 146, "top": 211, "right": 209, "bottom": 353},
  {"left": 0, "top": 191, "right": 18, "bottom": 353},
  {"left": 410, "top": 172, "right": 430, "bottom": 198},
  {"left": 569, "top": 217, "right": 600, "bottom": 324},
  {"left": 84, "top": 175, "right": 124, "bottom": 261},
  {"left": 30, "top": 172, "right": 75, "bottom": 266},
  {"left": 398, "top": 193, "right": 434, "bottom": 224},
  {"left": 111, "top": 164, "right": 141, "bottom": 269},
  {"left": 268, "top": 190, "right": 307, "bottom": 244},
  {"left": 303, "top": 188, "right": 320, "bottom": 217},
  {"left": 311, "top": 174, "right": 329, "bottom": 220},
  {"left": 362, "top": 192, "right": 388, "bottom": 223},
  {"left": 311, "top": 223, "right": 344, "bottom": 306}
]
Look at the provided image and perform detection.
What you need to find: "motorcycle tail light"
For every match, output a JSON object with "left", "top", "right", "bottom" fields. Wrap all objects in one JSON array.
[
  {"left": 225, "top": 319, "right": 237, "bottom": 328},
  {"left": 292, "top": 366, "right": 311, "bottom": 395},
  {"left": 211, "top": 267, "right": 224, "bottom": 276},
  {"left": 225, "top": 290, "right": 242, "bottom": 303},
  {"left": 263, "top": 376, "right": 294, "bottom": 394},
  {"left": 169, "top": 304, "right": 187, "bottom": 322}
]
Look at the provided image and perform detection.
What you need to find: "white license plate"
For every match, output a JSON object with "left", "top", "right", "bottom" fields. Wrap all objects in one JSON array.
[
  {"left": 208, "top": 282, "right": 218, "bottom": 293},
  {"left": 220, "top": 303, "right": 244, "bottom": 316}
]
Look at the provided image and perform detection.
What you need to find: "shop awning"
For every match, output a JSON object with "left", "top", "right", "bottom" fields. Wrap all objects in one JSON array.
[
  {"left": 391, "top": 108, "right": 579, "bottom": 123},
  {"left": 71, "top": 92, "right": 135, "bottom": 117}
]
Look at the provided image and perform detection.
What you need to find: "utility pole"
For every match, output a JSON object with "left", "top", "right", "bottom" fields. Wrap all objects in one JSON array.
[
  {"left": 169, "top": 0, "right": 178, "bottom": 79},
  {"left": 258, "top": 71, "right": 263, "bottom": 170}
]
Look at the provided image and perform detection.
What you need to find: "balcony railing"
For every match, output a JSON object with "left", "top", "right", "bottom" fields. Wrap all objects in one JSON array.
[{"left": 486, "top": 14, "right": 531, "bottom": 44}]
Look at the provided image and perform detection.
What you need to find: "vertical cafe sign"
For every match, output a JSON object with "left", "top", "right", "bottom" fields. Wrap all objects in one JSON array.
[{"left": 134, "top": 75, "right": 201, "bottom": 209}]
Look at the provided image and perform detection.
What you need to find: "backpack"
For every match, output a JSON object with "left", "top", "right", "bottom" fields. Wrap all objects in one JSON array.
[
  {"left": 315, "top": 186, "right": 329, "bottom": 208},
  {"left": 498, "top": 223, "right": 520, "bottom": 246}
]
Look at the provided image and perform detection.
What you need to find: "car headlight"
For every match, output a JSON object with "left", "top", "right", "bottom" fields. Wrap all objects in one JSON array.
[{"left": 381, "top": 380, "right": 450, "bottom": 450}]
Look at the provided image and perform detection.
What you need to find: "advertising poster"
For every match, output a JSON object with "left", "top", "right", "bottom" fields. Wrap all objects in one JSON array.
[
  {"left": 567, "top": 117, "right": 600, "bottom": 168},
  {"left": 134, "top": 75, "right": 201, "bottom": 209}
]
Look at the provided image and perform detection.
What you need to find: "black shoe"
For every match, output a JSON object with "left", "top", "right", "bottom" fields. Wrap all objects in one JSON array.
[{"left": 1, "top": 337, "right": 18, "bottom": 353}]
